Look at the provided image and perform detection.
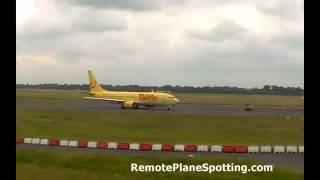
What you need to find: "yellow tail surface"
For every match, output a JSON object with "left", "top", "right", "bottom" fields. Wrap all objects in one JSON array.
[{"left": 88, "top": 70, "right": 107, "bottom": 93}]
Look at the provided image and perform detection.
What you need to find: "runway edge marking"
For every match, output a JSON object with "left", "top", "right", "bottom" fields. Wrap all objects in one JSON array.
[{"left": 16, "top": 136, "right": 304, "bottom": 154}]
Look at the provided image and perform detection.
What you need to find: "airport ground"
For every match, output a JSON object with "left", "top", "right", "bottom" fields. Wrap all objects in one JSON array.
[
  {"left": 17, "top": 89, "right": 304, "bottom": 110},
  {"left": 16, "top": 148, "right": 304, "bottom": 180},
  {"left": 16, "top": 89, "right": 304, "bottom": 179}
]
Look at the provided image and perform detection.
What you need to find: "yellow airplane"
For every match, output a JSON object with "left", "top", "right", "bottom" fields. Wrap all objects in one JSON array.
[{"left": 84, "top": 70, "right": 180, "bottom": 109}]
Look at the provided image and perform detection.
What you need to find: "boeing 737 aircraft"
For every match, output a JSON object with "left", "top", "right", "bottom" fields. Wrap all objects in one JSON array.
[{"left": 84, "top": 71, "right": 180, "bottom": 109}]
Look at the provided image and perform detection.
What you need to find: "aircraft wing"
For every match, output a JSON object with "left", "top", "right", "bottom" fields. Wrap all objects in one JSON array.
[{"left": 84, "top": 97, "right": 124, "bottom": 103}]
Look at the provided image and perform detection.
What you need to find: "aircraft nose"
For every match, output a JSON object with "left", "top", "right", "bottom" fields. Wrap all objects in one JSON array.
[{"left": 175, "top": 98, "right": 180, "bottom": 103}]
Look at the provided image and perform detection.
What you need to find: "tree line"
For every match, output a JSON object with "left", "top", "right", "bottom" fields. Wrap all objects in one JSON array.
[{"left": 16, "top": 84, "right": 304, "bottom": 96}]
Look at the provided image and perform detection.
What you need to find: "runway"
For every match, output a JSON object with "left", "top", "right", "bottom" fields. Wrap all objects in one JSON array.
[
  {"left": 16, "top": 143, "right": 304, "bottom": 171},
  {"left": 17, "top": 101, "right": 304, "bottom": 117}
]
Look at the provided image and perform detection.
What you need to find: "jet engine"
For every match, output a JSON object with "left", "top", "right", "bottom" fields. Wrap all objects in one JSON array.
[{"left": 121, "top": 101, "right": 138, "bottom": 109}]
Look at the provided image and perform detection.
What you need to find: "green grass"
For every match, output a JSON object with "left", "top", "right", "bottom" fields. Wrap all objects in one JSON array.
[
  {"left": 174, "top": 93, "right": 304, "bottom": 110},
  {"left": 16, "top": 109, "right": 304, "bottom": 145},
  {"left": 16, "top": 88, "right": 304, "bottom": 110},
  {"left": 16, "top": 149, "right": 303, "bottom": 180},
  {"left": 16, "top": 89, "right": 87, "bottom": 104}
]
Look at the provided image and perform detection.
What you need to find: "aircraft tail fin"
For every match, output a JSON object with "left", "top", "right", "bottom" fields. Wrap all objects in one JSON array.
[{"left": 88, "top": 70, "right": 108, "bottom": 93}]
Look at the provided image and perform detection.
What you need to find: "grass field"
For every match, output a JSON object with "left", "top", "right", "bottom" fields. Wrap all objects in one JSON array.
[
  {"left": 16, "top": 109, "right": 304, "bottom": 145},
  {"left": 16, "top": 149, "right": 303, "bottom": 180},
  {"left": 16, "top": 88, "right": 304, "bottom": 110}
]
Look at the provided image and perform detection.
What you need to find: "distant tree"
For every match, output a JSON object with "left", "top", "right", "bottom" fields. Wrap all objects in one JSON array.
[
  {"left": 263, "top": 85, "right": 271, "bottom": 90},
  {"left": 16, "top": 83, "right": 304, "bottom": 96}
]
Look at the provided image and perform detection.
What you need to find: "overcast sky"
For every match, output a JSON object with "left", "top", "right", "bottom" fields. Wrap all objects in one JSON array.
[{"left": 16, "top": 0, "right": 304, "bottom": 88}]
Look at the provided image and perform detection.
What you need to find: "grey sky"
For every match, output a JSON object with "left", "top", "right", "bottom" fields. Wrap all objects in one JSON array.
[{"left": 16, "top": 0, "right": 304, "bottom": 88}]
